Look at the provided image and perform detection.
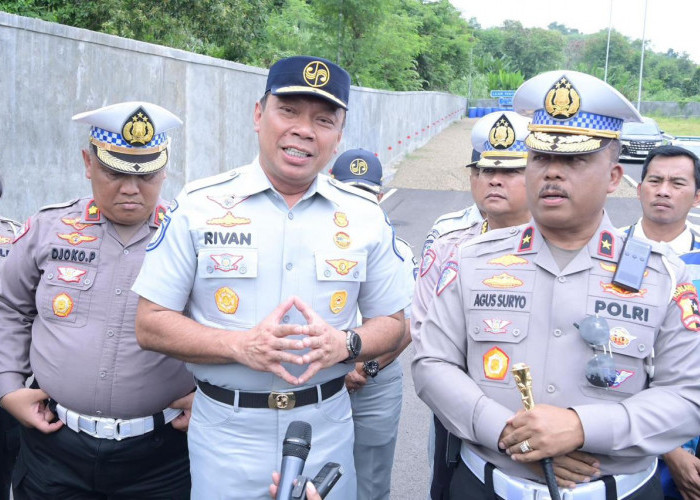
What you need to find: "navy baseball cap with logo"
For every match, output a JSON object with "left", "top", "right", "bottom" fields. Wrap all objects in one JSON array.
[
  {"left": 266, "top": 56, "right": 351, "bottom": 110},
  {"left": 331, "top": 149, "right": 382, "bottom": 193},
  {"left": 72, "top": 101, "right": 182, "bottom": 175},
  {"left": 513, "top": 70, "right": 642, "bottom": 155}
]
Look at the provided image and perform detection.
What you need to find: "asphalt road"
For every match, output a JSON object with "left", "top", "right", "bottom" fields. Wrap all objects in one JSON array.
[{"left": 380, "top": 186, "right": 645, "bottom": 499}]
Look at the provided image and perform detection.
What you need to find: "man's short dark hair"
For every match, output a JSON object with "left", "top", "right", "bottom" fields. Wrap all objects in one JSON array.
[{"left": 641, "top": 144, "right": 700, "bottom": 190}]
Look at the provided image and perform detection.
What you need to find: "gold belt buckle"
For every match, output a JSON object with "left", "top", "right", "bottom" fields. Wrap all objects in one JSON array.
[{"left": 268, "top": 391, "right": 296, "bottom": 410}]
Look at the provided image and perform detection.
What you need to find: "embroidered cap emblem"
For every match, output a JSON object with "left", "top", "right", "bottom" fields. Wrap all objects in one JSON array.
[
  {"left": 488, "top": 115, "right": 516, "bottom": 149},
  {"left": 350, "top": 158, "right": 368, "bottom": 176},
  {"left": 544, "top": 76, "right": 581, "bottom": 119},
  {"left": 122, "top": 106, "right": 155, "bottom": 146},
  {"left": 303, "top": 61, "right": 330, "bottom": 88}
]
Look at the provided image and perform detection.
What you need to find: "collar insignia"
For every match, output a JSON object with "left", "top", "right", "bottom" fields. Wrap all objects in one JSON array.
[
  {"left": 598, "top": 231, "right": 614, "bottom": 258},
  {"left": 85, "top": 200, "right": 101, "bottom": 222},
  {"left": 544, "top": 76, "right": 581, "bottom": 119},
  {"left": 57, "top": 232, "right": 98, "bottom": 246},
  {"left": 518, "top": 226, "right": 534, "bottom": 252},
  {"left": 215, "top": 287, "right": 239, "bottom": 314},
  {"left": 483, "top": 346, "right": 509, "bottom": 380},
  {"left": 482, "top": 273, "right": 523, "bottom": 289},
  {"left": 207, "top": 211, "right": 251, "bottom": 228},
  {"left": 122, "top": 106, "right": 155, "bottom": 146},
  {"left": 488, "top": 115, "right": 516, "bottom": 149},
  {"left": 488, "top": 254, "right": 529, "bottom": 267},
  {"left": 326, "top": 259, "right": 358, "bottom": 276}
]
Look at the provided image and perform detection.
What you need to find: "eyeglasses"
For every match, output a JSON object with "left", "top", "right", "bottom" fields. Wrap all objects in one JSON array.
[{"left": 574, "top": 315, "right": 616, "bottom": 388}]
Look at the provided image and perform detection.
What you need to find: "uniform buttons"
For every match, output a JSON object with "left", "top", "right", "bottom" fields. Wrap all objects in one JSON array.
[
  {"left": 509, "top": 228, "right": 518, "bottom": 234},
  {"left": 107, "top": 329, "right": 114, "bottom": 337},
  {"left": 557, "top": 276, "right": 566, "bottom": 283},
  {"left": 553, "top": 329, "right": 562, "bottom": 337},
  {"left": 472, "top": 326, "right": 480, "bottom": 334},
  {"left": 324, "top": 270, "right": 331, "bottom": 277},
  {"left": 240, "top": 266, "right": 247, "bottom": 274},
  {"left": 84, "top": 279, "right": 91, "bottom": 285},
  {"left": 353, "top": 271, "right": 359, "bottom": 278},
  {"left": 283, "top": 315, "right": 290, "bottom": 323},
  {"left": 115, "top": 288, "right": 122, "bottom": 295},
  {"left": 288, "top": 212, "right": 294, "bottom": 220},
  {"left": 206, "top": 266, "right": 214, "bottom": 274},
  {"left": 123, "top": 249, "right": 129, "bottom": 255},
  {"left": 638, "top": 344, "right": 646, "bottom": 352},
  {"left": 512, "top": 329, "right": 521, "bottom": 337},
  {"left": 99, "top": 371, "right": 106, "bottom": 379},
  {"left": 547, "top": 384, "right": 556, "bottom": 393},
  {"left": 47, "top": 273, "right": 54, "bottom": 280},
  {"left": 285, "top": 263, "right": 293, "bottom": 271}
]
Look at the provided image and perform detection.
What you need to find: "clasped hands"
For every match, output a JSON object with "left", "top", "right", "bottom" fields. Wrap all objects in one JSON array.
[{"left": 229, "top": 296, "right": 348, "bottom": 386}]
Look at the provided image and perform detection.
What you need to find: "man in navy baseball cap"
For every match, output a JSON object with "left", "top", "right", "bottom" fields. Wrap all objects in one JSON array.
[{"left": 330, "top": 149, "right": 383, "bottom": 195}]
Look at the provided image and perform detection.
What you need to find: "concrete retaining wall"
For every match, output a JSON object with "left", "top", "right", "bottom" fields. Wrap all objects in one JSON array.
[{"left": 0, "top": 12, "right": 466, "bottom": 221}]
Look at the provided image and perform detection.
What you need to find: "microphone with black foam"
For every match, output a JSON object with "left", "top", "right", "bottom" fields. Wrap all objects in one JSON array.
[{"left": 276, "top": 420, "right": 312, "bottom": 500}]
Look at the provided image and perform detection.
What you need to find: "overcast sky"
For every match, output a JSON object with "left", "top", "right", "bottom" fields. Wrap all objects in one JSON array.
[{"left": 449, "top": 0, "right": 698, "bottom": 64}]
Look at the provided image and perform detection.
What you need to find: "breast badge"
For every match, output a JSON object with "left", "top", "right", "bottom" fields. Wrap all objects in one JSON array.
[
  {"left": 211, "top": 254, "right": 243, "bottom": 272},
  {"left": 610, "top": 369, "right": 634, "bottom": 388},
  {"left": 672, "top": 283, "right": 700, "bottom": 331},
  {"left": 207, "top": 212, "right": 251, "bottom": 228},
  {"left": 215, "top": 287, "right": 239, "bottom": 314},
  {"left": 609, "top": 327, "right": 636, "bottom": 348},
  {"left": 334, "top": 232, "right": 351, "bottom": 249},
  {"left": 483, "top": 347, "right": 509, "bottom": 380},
  {"left": 482, "top": 273, "right": 523, "bottom": 289},
  {"left": 483, "top": 319, "right": 511, "bottom": 334},
  {"left": 488, "top": 254, "right": 529, "bottom": 267},
  {"left": 52, "top": 293, "right": 74, "bottom": 317},
  {"left": 57, "top": 266, "right": 87, "bottom": 283},
  {"left": 61, "top": 217, "right": 92, "bottom": 231},
  {"left": 57, "top": 232, "right": 98, "bottom": 246},
  {"left": 326, "top": 259, "right": 358, "bottom": 276},
  {"left": 436, "top": 261, "right": 459, "bottom": 296},
  {"left": 333, "top": 212, "right": 349, "bottom": 227},
  {"left": 600, "top": 282, "right": 646, "bottom": 298},
  {"left": 330, "top": 291, "right": 348, "bottom": 314}
]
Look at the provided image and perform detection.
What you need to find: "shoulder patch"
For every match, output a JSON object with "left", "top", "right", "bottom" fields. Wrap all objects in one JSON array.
[
  {"left": 185, "top": 170, "right": 239, "bottom": 194},
  {"left": 39, "top": 198, "right": 80, "bottom": 212},
  {"left": 328, "top": 178, "right": 378, "bottom": 204},
  {"left": 672, "top": 282, "right": 700, "bottom": 332},
  {"left": 436, "top": 261, "right": 459, "bottom": 296}
]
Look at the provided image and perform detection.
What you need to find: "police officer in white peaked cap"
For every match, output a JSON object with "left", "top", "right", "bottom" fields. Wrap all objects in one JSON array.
[
  {"left": 0, "top": 101, "right": 194, "bottom": 499},
  {"left": 414, "top": 110, "right": 533, "bottom": 500},
  {"left": 413, "top": 69, "right": 700, "bottom": 500}
]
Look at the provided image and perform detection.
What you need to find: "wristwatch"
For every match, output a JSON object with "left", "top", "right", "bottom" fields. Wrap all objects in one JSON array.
[
  {"left": 343, "top": 329, "right": 362, "bottom": 362},
  {"left": 363, "top": 360, "right": 379, "bottom": 378}
]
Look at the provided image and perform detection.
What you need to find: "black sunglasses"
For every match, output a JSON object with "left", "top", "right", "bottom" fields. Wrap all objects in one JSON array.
[{"left": 574, "top": 315, "right": 616, "bottom": 388}]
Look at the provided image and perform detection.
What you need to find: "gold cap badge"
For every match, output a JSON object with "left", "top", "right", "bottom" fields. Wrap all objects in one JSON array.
[
  {"left": 544, "top": 77, "right": 581, "bottom": 119},
  {"left": 488, "top": 115, "right": 516, "bottom": 149},
  {"left": 303, "top": 61, "right": 330, "bottom": 88},
  {"left": 350, "top": 158, "right": 368, "bottom": 176},
  {"left": 122, "top": 107, "right": 155, "bottom": 146}
]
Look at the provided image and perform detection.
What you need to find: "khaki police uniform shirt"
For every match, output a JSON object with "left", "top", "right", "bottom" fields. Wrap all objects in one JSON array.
[
  {"left": 412, "top": 213, "right": 700, "bottom": 479},
  {"left": 0, "top": 216, "right": 20, "bottom": 272},
  {"left": 132, "top": 160, "right": 412, "bottom": 391},
  {"left": 421, "top": 203, "right": 483, "bottom": 258},
  {"left": 0, "top": 197, "right": 194, "bottom": 419}
]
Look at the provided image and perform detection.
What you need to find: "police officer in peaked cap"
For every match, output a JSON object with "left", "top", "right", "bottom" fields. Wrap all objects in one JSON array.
[
  {"left": 133, "top": 56, "right": 412, "bottom": 499},
  {"left": 413, "top": 70, "right": 700, "bottom": 499},
  {"left": 0, "top": 101, "right": 194, "bottom": 498},
  {"left": 331, "top": 148, "right": 417, "bottom": 500}
]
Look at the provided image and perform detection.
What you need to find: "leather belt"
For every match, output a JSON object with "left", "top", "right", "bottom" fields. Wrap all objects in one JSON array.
[
  {"left": 196, "top": 377, "right": 345, "bottom": 410},
  {"left": 462, "top": 446, "right": 657, "bottom": 500},
  {"left": 55, "top": 403, "right": 182, "bottom": 441}
]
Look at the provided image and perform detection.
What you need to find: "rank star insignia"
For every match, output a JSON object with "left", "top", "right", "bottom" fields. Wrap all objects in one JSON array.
[
  {"left": 57, "top": 232, "right": 98, "bottom": 246},
  {"left": 420, "top": 249, "right": 437, "bottom": 277},
  {"left": 518, "top": 226, "right": 534, "bottom": 252},
  {"left": 61, "top": 217, "right": 92, "bottom": 231},
  {"left": 483, "top": 319, "right": 511, "bottom": 334},
  {"left": 52, "top": 293, "right": 74, "bottom": 317},
  {"left": 672, "top": 283, "right": 700, "bottom": 331},
  {"left": 215, "top": 287, "right": 239, "bottom": 314},
  {"left": 57, "top": 266, "right": 87, "bottom": 283},
  {"left": 600, "top": 282, "right": 647, "bottom": 298},
  {"left": 483, "top": 346, "right": 509, "bottom": 380},
  {"left": 436, "top": 261, "right": 459, "bottom": 296},
  {"left": 210, "top": 254, "right": 243, "bottom": 272},
  {"left": 326, "top": 259, "right": 358, "bottom": 276},
  {"left": 334, "top": 232, "right": 351, "bottom": 249},
  {"left": 611, "top": 369, "right": 634, "bottom": 388},
  {"left": 330, "top": 291, "right": 348, "bottom": 314},
  {"left": 333, "top": 212, "right": 349, "bottom": 227},
  {"left": 609, "top": 326, "right": 636, "bottom": 348},
  {"left": 154, "top": 205, "right": 167, "bottom": 226},
  {"left": 488, "top": 115, "right": 516, "bottom": 149},
  {"left": 598, "top": 231, "right": 614, "bottom": 258},
  {"left": 482, "top": 273, "right": 523, "bottom": 289},
  {"left": 544, "top": 76, "right": 581, "bottom": 119},
  {"left": 488, "top": 254, "right": 529, "bottom": 267},
  {"left": 206, "top": 212, "right": 251, "bottom": 228},
  {"left": 85, "top": 200, "right": 101, "bottom": 222}
]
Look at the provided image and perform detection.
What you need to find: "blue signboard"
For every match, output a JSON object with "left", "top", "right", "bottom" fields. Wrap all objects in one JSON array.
[
  {"left": 498, "top": 97, "right": 513, "bottom": 107},
  {"left": 489, "top": 90, "right": 516, "bottom": 98}
]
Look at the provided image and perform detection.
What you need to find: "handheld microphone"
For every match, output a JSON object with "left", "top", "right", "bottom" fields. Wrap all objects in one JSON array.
[{"left": 276, "top": 421, "right": 312, "bottom": 500}]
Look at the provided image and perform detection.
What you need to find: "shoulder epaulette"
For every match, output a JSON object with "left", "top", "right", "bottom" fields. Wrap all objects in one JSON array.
[
  {"left": 185, "top": 170, "right": 239, "bottom": 195},
  {"left": 39, "top": 198, "right": 80, "bottom": 212},
  {"left": 434, "top": 207, "right": 469, "bottom": 224},
  {"left": 327, "top": 178, "right": 378, "bottom": 204},
  {"left": 465, "top": 226, "right": 522, "bottom": 255}
]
